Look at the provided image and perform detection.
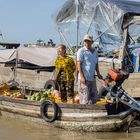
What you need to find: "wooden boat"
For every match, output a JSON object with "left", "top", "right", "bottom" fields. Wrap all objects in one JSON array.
[{"left": 0, "top": 95, "right": 137, "bottom": 132}]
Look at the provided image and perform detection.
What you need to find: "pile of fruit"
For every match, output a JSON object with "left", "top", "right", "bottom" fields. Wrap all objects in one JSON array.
[
  {"left": 0, "top": 82, "right": 23, "bottom": 98},
  {"left": 27, "top": 89, "right": 80, "bottom": 104},
  {"left": 3, "top": 89, "right": 23, "bottom": 98},
  {"left": 27, "top": 89, "right": 61, "bottom": 103},
  {"left": 0, "top": 82, "right": 105, "bottom": 104},
  {"left": 0, "top": 83, "right": 10, "bottom": 95}
]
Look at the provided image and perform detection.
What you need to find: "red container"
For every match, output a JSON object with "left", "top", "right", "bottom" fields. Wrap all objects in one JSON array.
[{"left": 108, "top": 69, "right": 122, "bottom": 81}]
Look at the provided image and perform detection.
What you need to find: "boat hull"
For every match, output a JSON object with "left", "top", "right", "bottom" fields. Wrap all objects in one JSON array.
[{"left": 0, "top": 96, "right": 136, "bottom": 132}]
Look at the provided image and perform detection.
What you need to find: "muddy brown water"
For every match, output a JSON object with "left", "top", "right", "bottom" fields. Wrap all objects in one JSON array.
[{"left": 0, "top": 117, "right": 140, "bottom": 140}]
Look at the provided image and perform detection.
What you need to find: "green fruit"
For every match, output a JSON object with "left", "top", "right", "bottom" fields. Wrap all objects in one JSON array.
[
  {"left": 35, "top": 96, "right": 41, "bottom": 101},
  {"left": 34, "top": 93, "right": 40, "bottom": 97},
  {"left": 31, "top": 96, "right": 36, "bottom": 100},
  {"left": 40, "top": 94, "right": 47, "bottom": 98},
  {"left": 31, "top": 94, "right": 35, "bottom": 97},
  {"left": 27, "top": 96, "right": 31, "bottom": 100},
  {"left": 40, "top": 97, "right": 46, "bottom": 102},
  {"left": 43, "top": 91, "right": 48, "bottom": 95}
]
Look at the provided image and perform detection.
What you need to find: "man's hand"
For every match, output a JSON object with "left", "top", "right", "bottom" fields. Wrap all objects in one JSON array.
[{"left": 97, "top": 73, "right": 103, "bottom": 80}]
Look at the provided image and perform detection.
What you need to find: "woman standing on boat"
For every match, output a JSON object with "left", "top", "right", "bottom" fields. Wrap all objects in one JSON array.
[
  {"left": 55, "top": 44, "right": 76, "bottom": 103},
  {"left": 77, "top": 34, "right": 103, "bottom": 104}
]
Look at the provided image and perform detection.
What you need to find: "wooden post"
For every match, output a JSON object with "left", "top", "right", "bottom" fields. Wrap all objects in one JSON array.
[
  {"left": 118, "top": 28, "right": 129, "bottom": 69},
  {"left": 136, "top": 55, "right": 139, "bottom": 72}
]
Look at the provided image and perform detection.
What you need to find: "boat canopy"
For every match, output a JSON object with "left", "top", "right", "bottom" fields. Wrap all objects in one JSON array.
[
  {"left": 53, "top": 0, "right": 140, "bottom": 50},
  {"left": 0, "top": 47, "right": 57, "bottom": 67}
]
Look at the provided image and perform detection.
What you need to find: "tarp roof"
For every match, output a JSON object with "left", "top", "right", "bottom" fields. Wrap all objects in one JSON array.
[
  {"left": 0, "top": 47, "right": 57, "bottom": 67},
  {"left": 108, "top": 0, "right": 140, "bottom": 14},
  {"left": 55, "top": 0, "right": 140, "bottom": 24},
  {"left": 54, "top": 0, "right": 140, "bottom": 50}
]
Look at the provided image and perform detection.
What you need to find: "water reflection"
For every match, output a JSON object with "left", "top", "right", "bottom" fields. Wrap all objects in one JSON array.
[{"left": 0, "top": 117, "right": 140, "bottom": 140}]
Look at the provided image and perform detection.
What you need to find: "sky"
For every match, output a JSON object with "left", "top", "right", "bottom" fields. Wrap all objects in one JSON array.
[
  {"left": 0, "top": 0, "right": 67, "bottom": 45},
  {"left": 0, "top": 0, "right": 140, "bottom": 46}
]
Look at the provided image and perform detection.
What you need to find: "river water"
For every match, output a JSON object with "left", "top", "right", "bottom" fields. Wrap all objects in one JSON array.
[{"left": 0, "top": 117, "right": 140, "bottom": 140}]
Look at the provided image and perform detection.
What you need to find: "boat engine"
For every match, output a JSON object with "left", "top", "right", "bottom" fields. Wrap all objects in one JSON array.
[
  {"left": 104, "top": 69, "right": 129, "bottom": 92},
  {"left": 99, "top": 69, "right": 140, "bottom": 115}
]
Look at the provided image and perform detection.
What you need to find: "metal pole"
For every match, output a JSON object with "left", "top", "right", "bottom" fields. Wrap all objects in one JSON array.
[
  {"left": 75, "top": 0, "right": 80, "bottom": 82},
  {"left": 75, "top": 0, "right": 79, "bottom": 53},
  {"left": 87, "top": 12, "right": 95, "bottom": 34},
  {"left": 58, "top": 28, "right": 73, "bottom": 52},
  {"left": 13, "top": 48, "right": 18, "bottom": 81}
]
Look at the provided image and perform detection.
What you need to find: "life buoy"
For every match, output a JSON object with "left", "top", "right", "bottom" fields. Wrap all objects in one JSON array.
[
  {"left": 44, "top": 80, "right": 59, "bottom": 90},
  {"left": 40, "top": 100, "right": 58, "bottom": 122}
]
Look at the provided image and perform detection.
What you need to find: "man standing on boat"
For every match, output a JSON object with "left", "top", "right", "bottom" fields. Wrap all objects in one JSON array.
[
  {"left": 77, "top": 34, "right": 103, "bottom": 104},
  {"left": 55, "top": 44, "right": 76, "bottom": 103}
]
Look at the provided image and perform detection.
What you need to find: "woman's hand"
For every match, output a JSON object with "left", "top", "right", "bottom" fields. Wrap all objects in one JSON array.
[{"left": 80, "top": 77, "right": 86, "bottom": 85}]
